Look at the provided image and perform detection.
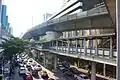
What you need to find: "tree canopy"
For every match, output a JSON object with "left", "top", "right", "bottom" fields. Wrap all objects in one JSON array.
[{"left": 0, "top": 36, "right": 30, "bottom": 59}]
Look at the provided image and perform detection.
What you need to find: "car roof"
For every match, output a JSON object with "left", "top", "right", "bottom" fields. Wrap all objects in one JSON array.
[
  {"left": 80, "top": 74, "right": 87, "bottom": 77},
  {"left": 20, "top": 67, "right": 25, "bottom": 69}
]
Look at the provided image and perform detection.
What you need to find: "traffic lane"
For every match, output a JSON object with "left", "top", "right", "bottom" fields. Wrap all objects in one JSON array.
[
  {"left": 96, "top": 77, "right": 107, "bottom": 80},
  {"left": 54, "top": 70, "right": 107, "bottom": 80},
  {"left": 12, "top": 67, "right": 23, "bottom": 80},
  {"left": 54, "top": 71, "right": 76, "bottom": 80}
]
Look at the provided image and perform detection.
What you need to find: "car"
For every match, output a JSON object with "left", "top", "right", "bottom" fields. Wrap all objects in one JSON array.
[
  {"left": 0, "top": 64, "right": 2, "bottom": 74},
  {"left": 69, "top": 67, "right": 81, "bottom": 74},
  {"left": 74, "top": 74, "right": 90, "bottom": 80},
  {"left": 19, "top": 63, "right": 24, "bottom": 66},
  {"left": 3, "top": 67, "right": 10, "bottom": 77},
  {"left": 19, "top": 63, "right": 24, "bottom": 68},
  {"left": 28, "top": 59, "right": 33, "bottom": 63},
  {"left": 63, "top": 70, "right": 74, "bottom": 77},
  {"left": 58, "top": 66, "right": 68, "bottom": 73},
  {"left": 35, "top": 65, "right": 42, "bottom": 71},
  {"left": 19, "top": 67, "right": 26, "bottom": 75}
]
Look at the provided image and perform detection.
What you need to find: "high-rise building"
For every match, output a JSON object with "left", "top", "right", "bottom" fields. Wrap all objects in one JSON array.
[{"left": 0, "top": 3, "right": 12, "bottom": 39}]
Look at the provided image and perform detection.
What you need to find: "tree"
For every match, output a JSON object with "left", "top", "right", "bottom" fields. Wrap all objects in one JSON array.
[{"left": 0, "top": 36, "right": 30, "bottom": 60}]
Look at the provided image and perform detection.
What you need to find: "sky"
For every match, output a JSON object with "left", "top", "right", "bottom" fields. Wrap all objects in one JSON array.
[{"left": 4, "top": 0, "right": 63, "bottom": 37}]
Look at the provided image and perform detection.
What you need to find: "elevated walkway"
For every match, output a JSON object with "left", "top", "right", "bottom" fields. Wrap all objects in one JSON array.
[{"left": 35, "top": 47, "right": 116, "bottom": 66}]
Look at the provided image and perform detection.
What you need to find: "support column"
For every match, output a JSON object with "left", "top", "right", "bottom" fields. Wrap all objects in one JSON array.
[
  {"left": 76, "top": 39, "right": 78, "bottom": 53},
  {"left": 77, "top": 60, "right": 80, "bottom": 67},
  {"left": 79, "top": 40, "right": 82, "bottom": 54},
  {"left": 56, "top": 40, "right": 58, "bottom": 51},
  {"left": 54, "top": 55, "right": 57, "bottom": 70},
  {"left": 89, "top": 30, "right": 92, "bottom": 56},
  {"left": 62, "top": 41, "right": 63, "bottom": 52},
  {"left": 102, "top": 39, "right": 105, "bottom": 57},
  {"left": 71, "top": 41, "right": 73, "bottom": 53},
  {"left": 74, "top": 61, "right": 77, "bottom": 67},
  {"left": 52, "top": 41, "right": 54, "bottom": 47},
  {"left": 95, "top": 38, "right": 98, "bottom": 56},
  {"left": 110, "top": 37, "right": 113, "bottom": 58},
  {"left": 116, "top": 0, "right": 120, "bottom": 78},
  {"left": 89, "top": 40, "right": 93, "bottom": 55},
  {"left": 91, "top": 62, "right": 96, "bottom": 80},
  {"left": 67, "top": 40, "right": 70, "bottom": 53},
  {"left": 103, "top": 64, "right": 106, "bottom": 76},
  {"left": 84, "top": 39, "right": 87, "bottom": 56},
  {"left": 43, "top": 53, "right": 46, "bottom": 67}
]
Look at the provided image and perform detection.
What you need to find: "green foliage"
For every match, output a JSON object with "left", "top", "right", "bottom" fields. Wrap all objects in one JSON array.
[{"left": 0, "top": 36, "right": 30, "bottom": 59}]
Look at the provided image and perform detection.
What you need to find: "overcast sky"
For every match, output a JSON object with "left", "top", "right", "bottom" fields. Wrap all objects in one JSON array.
[{"left": 4, "top": 0, "right": 63, "bottom": 37}]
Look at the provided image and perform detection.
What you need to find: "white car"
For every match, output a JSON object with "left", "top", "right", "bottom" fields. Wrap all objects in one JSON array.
[
  {"left": 32, "top": 77, "right": 44, "bottom": 80},
  {"left": 74, "top": 74, "right": 90, "bottom": 80},
  {"left": 19, "top": 67, "right": 26, "bottom": 75}
]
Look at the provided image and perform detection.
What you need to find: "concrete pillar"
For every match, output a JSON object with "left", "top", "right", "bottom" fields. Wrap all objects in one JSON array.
[
  {"left": 90, "top": 40, "right": 93, "bottom": 55},
  {"left": 89, "top": 30, "right": 92, "bottom": 55},
  {"left": 103, "top": 64, "right": 106, "bottom": 76},
  {"left": 65, "top": 42, "right": 67, "bottom": 52},
  {"left": 84, "top": 39, "right": 87, "bottom": 56},
  {"left": 116, "top": 0, "right": 120, "bottom": 79},
  {"left": 54, "top": 55, "right": 57, "bottom": 70},
  {"left": 62, "top": 41, "right": 63, "bottom": 52},
  {"left": 95, "top": 38, "right": 98, "bottom": 56},
  {"left": 43, "top": 53, "right": 46, "bottom": 67},
  {"left": 91, "top": 62, "right": 96, "bottom": 80},
  {"left": 67, "top": 40, "right": 70, "bottom": 53},
  {"left": 74, "top": 61, "right": 77, "bottom": 67},
  {"left": 102, "top": 39, "right": 105, "bottom": 57},
  {"left": 77, "top": 60, "right": 80, "bottom": 67},
  {"left": 71, "top": 41, "right": 73, "bottom": 53},
  {"left": 52, "top": 41, "right": 54, "bottom": 47},
  {"left": 110, "top": 37, "right": 113, "bottom": 58},
  {"left": 76, "top": 39, "right": 78, "bottom": 53},
  {"left": 79, "top": 40, "right": 82, "bottom": 54},
  {"left": 56, "top": 40, "right": 58, "bottom": 51}
]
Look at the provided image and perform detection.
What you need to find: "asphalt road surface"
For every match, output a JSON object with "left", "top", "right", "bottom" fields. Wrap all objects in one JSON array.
[{"left": 12, "top": 67, "right": 23, "bottom": 80}]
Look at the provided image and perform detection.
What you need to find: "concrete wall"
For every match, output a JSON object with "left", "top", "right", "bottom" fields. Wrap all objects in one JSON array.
[{"left": 45, "top": 31, "right": 62, "bottom": 41}]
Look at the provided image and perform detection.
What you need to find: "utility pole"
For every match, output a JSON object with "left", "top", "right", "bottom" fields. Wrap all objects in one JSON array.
[{"left": 116, "top": 0, "right": 120, "bottom": 79}]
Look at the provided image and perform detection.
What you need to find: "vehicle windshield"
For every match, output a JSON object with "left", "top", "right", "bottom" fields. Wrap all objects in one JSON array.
[{"left": 82, "top": 76, "right": 89, "bottom": 79}]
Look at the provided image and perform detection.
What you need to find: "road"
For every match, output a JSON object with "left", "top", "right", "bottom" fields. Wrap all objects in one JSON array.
[
  {"left": 12, "top": 67, "right": 23, "bottom": 80},
  {"left": 54, "top": 71, "right": 76, "bottom": 80}
]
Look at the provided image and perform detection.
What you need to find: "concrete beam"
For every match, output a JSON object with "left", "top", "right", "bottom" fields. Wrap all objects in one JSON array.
[{"left": 54, "top": 15, "right": 113, "bottom": 32}]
